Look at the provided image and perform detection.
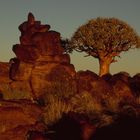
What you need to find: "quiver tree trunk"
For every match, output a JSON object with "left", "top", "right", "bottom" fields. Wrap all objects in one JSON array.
[{"left": 99, "top": 59, "right": 111, "bottom": 77}]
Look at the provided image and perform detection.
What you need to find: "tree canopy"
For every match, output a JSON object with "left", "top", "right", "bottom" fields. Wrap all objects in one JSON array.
[{"left": 70, "top": 17, "right": 140, "bottom": 76}]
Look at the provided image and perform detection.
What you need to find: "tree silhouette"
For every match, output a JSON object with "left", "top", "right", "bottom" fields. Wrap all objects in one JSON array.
[{"left": 69, "top": 18, "right": 140, "bottom": 76}]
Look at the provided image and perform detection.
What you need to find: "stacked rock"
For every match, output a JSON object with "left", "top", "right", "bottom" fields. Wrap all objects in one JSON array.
[{"left": 10, "top": 13, "right": 76, "bottom": 100}]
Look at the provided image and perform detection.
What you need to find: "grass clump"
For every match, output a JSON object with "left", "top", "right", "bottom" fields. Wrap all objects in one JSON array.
[{"left": 43, "top": 93, "right": 73, "bottom": 126}]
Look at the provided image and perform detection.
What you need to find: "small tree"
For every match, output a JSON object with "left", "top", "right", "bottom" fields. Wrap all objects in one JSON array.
[{"left": 69, "top": 18, "right": 140, "bottom": 76}]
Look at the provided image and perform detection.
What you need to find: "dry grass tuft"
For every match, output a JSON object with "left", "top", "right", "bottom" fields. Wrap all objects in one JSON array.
[
  {"left": 43, "top": 94, "right": 73, "bottom": 126},
  {"left": 70, "top": 91, "right": 103, "bottom": 115}
]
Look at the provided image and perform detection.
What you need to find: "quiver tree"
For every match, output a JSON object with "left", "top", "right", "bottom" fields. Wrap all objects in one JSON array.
[{"left": 69, "top": 18, "right": 140, "bottom": 76}]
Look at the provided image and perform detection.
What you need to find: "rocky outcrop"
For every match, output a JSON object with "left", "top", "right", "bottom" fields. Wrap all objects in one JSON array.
[
  {"left": 91, "top": 116, "right": 140, "bottom": 140},
  {"left": 11, "top": 13, "right": 76, "bottom": 100},
  {"left": 0, "top": 62, "right": 11, "bottom": 82},
  {"left": 0, "top": 13, "right": 137, "bottom": 102},
  {"left": 77, "top": 70, "right": 113, "bottom": 101},
  {"left": 0, "top": 100, "right": 45, "bottom": 140},
  {"left": 106, "top": 73, "right": 133, "bottom": 99},
  {"left": 130, "top": 73, "right": 140, "bottom": 97},
  {"left": 0, "top": 13, "right": 76, "bottom": 100},
  {"left": 0, "top": 12, "right": 140, "bottom": 140}
]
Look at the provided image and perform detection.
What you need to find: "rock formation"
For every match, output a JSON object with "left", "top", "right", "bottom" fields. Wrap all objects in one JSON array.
[
  {"left": 0, "top": 100, "right": 45, "bottom": 140},
  {"left": 106, "top": 72, "right": 133, "bottom": 99},
  {"left": 77, "top": 70, "right": 113, "bottom": 101},
  {"left": 130, "top": 73, "right": 140, "bottom": 97},
  {"left": 0, "top": 12, "right": 76, "bottom": 100},
  {"left": 0, "top": 12, "right": 139, "bottom": 140},
  {"left": 0, "top": 13, "right": 77, "bottom": 139},
  {"left": 0, "top": 62, "right": 11, "bottom": 82}
]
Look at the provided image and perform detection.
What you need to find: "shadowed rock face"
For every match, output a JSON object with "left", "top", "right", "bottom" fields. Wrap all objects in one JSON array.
[
  {"left": 0, "top": 62, "right": 10, "bottom": 98},
  {"left": 129, "top": 73, "right": 140, "bottom": 97},
  {"left": 91, "top": 116, "right": 140, "bottom": 140},
  {"left": 104, "top": 72, "right": 133, "bottom": 99},
  {"left": 0, "top": 62, "right": 11, "bottom": 82},
  {"left": 27, "top": 131, "right": 48, "bottom": 140},
  {"left": 77, "top": 70, "right": 99, "bottom": 93},
  {"left": 111, "top": 72, "right": 131, "bottom": 83},
  {"left": 77, "top": 70, "right": 113, "bottom": 101},
  {"left": 49, "top": 113, "right": 96, "bottom": 140}
]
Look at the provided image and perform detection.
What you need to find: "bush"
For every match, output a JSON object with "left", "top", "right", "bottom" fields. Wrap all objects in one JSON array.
[
  {"left": 70, "top": 92, "right": 103, "bottom": 115},
  {"left": 43, "top": 94, "right": 73, "bottom": 126}
]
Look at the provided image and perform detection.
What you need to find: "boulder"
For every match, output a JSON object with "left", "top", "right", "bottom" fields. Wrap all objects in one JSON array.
[
  {"left": 111, "top": 72, "right": 131, "bottom": 83},
  {"left": 77, "top": 70, "right": 113, "bottom": 100},
  {"left": 0, "top": 123, "right": 46, "bottom": 140},
  {"left": 0, "top": 100, "right": 45, "bottom": 139},
  {"left": 12, "top": 44, "right": 40, "bottom": 62},
  {"left": 129, "top": 73, "right": 140, "bottom": 97},
  {"left": 32, "top": 31, "right": 64, "bottom": 55},
  {"left": 0, "top": 62, "right": 11, "bottom": 82},
  {"left": 31, "top": 63, "right": 76, "bottom": 99},
  {"left": 0, "top": 81, "right": 32, "bottom": 100},
  {"left": 108, "top": 73, "right": 133, "bottom": 99},
  {"left": 10, "top": 59, "right": 33, "bottom": 81},
  {"left": 76, "top": 70, "right": 99, "bottom": 93},
  {"left": 0, "top": 62, "right": 12, "bottom": 99}
]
